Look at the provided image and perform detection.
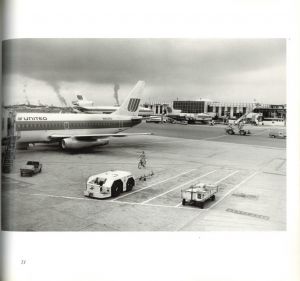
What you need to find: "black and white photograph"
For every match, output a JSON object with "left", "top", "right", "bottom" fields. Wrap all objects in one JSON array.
[
  {"left": 1, "top": 1, "right": 299, "bottom": 281},
  {"left": 2, "top": 38, "right": 286, "bottom": 231}
]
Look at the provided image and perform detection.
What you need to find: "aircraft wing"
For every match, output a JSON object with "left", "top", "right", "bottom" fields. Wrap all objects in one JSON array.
[{"left": 49, "top": 132, "right": 153, "bottom": 140}]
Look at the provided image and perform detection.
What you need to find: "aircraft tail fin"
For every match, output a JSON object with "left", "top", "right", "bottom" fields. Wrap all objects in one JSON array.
[
  {"left": 76, "top": 95, "right": 85, "bottom": 101},
  {"left": 72, "top": 95, "right": 94, "bottom": 107},
  {"left": 112, "top": 81, "right": 145, "bottom": 116}
]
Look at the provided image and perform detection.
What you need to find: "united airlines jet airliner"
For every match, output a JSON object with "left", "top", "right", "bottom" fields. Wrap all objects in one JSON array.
[{"left": 15, "top": 81, "right": 151, "bottom": 150}]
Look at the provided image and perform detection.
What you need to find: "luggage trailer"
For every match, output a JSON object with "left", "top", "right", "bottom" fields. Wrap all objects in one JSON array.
[{"left": 181, "top": 183, "right": 219, "bottom": 208}]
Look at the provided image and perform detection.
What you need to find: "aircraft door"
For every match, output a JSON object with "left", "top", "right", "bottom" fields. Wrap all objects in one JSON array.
[
  {"left": 64, "top": 122, "right": 69, "bottom": 130},
  {"left": 119, "top": 120, "right": 123, "bottom": 128}
]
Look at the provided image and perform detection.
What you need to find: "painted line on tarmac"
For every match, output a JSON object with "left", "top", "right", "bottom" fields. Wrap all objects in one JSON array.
[
  {"left": 250, "top": 144, "right": 285, "bottom": 150},
  {"left": 14, "top": 191, "right": 90, "bottom": 201},
  {"left": 110, "top": 200, "right": 199, "bottom": 210},
  {"left": 110, "top": 169, "right": 196, "bottom": 201},
  {"left": 141, "top": 170, "right": 217, "bottom": 205},
  {"left": 208, "top": 171, "right": 259, "bottom": 210},
  {"left": 174, "top": 170, "right": 240, "bottom": 207},
  {"left": 214, "top": 170, "right": 240, "bottom": 184},
  {"left": 202, "top": 135, "right": 227, "bottom": 140},
  {"left": 146, "top": 135, "right": 227, "bottom": 142},
  {"left": 251, "top": 130, "right": 268, "bottom": 136},
  {"left": 12, "top": 191, "right": 186, "bottom": 209},
  {"left": 13, "top": 191, "right": 205, "bottom": 211},
  {"left": 110, "top": 199, "right": 203, "bottom": 210},
  {"left": 111, "top": 139, "right": 200, "bottom": 146},
  {"left": 263, "top": 171, "right": 286, "bottom": 176}
]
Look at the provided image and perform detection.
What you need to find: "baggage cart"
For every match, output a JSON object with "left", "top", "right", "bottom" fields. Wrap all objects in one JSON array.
[{"left": 181, "top": 183, "right": 218, "bottom": 208}]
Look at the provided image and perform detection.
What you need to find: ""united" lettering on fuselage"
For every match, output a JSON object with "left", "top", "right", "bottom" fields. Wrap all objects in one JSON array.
[{"left": 19, "top": 117, "right": 48, "bottom": 121}]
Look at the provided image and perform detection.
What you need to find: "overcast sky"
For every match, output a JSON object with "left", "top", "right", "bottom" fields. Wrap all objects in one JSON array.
[{"left": 2, "top": 39, "right": 286, "bottom": 106}]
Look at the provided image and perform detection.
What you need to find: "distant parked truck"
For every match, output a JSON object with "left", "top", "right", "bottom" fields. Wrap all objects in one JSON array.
[
  {"left": 181, "top": 183, "right": 219, "bottom": 209},
  {"left": 146, "top": 115, "right": 167, "bottom": 123},
  {"left": 20, "top": 161, "right": 42, "bottom": 176},
  {"left": 269, "top": 128, "right": 286, "bottom": 138}
]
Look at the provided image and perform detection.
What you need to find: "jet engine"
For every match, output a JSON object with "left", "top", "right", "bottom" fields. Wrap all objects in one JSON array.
[{"left": 60, "top": 138, "right": 109, "bottom": 150}]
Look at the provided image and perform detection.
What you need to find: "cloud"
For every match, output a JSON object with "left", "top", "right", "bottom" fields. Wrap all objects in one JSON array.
[{"left": 2, "top": 38, "right": 286, "bottom": 104}]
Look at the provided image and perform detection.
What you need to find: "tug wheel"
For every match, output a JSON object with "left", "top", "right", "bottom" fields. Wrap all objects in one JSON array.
[
  {"left": 126, "top": 177, "right": 135, "bottom": 192},
  {"left": 111, "top": 180, "right": 123, "bottom": 197}
]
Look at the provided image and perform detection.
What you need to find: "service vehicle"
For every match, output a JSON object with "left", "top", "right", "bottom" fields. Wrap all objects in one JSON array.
[
  {"left": 225, "top": 124, "right": 251, "bottom": 135},
  {"left": 227, "top": 117, "right": 237, "bottom": 124},
  {"left": 167, "top": 118, "right": 188, "bottom": 125},
  {"left": 269, "top": 128, "right": 286, "bottom": 138},
  {"left": 181, "top": 183, "right": 218, "bottom": 208},
  {"left": 146, "top": 115, "right": 167, "bottom": 123},
  {"left": 20, "top": 161, "right": 42, "bottom": 176},
  {"left": 84, "top": 170, "right": 135, "bottom": 199}
]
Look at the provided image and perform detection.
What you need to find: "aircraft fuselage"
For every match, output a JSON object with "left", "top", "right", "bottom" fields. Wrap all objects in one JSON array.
[{"left": 15, "top": 113, "right": 142, "bottom": 143}]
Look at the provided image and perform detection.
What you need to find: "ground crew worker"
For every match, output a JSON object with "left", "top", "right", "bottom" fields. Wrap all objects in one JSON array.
[
  {"left": 238, "top": 122, "right": 244, "bottom": 130},
  {"left": 138, "top": 151, "right": 147, "bottom": 169}
]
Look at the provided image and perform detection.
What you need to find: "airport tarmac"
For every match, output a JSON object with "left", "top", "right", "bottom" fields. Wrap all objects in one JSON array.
[{"left": 2, "top": 122, "right": 286, "bottom": 231}]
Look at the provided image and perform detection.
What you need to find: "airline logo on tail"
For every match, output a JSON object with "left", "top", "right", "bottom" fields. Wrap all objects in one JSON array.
[
  {"left": 112, "top": 80, "right": 145, "bottom": 116},
  {"left": 127, "top": 98, "right": 141, "bottom": 112}
]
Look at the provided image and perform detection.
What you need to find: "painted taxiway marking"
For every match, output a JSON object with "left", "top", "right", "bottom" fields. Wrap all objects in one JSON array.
[
  {"left": 110, "top": 169, "right": 196, "bottom": 201},
  {"left": 140, "top": 170, "right": 217, "bottom": 205},
  {"left": 251, "top": 130, "right": 268, "bottom": 136},
  {"left": 128, "top": 136, "right": 285, "bottom": 150},
  {"left": 202, "top": 135, "right": 227, "bottom": 140},
  {"left": 12, "top": 171, "right": 256, "bottom": 212},
  {"left": 109, "top": 200, "right": 200, "bottom": 210},
  {"left": 16, "top": 191, "right": 90, "bottom": 201},
  {"left": 146, "top": 134, "right": 227, "bottom": 142},
  {"left": 208, "top": 171, "right": 259, "bottom": 210},
  {"left": 214, "top": 170, "right": 240, "bottom": 184},
  {"left": 13, "top": 191, "right": 201, "bottom": 211},
  {"left": 174, "top": 170, "right": 240, "bottom": 207}
]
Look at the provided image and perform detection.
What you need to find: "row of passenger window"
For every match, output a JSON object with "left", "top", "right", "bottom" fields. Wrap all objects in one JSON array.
[
  {"left": 16, "top": 121, "right": 120, "bottom": 130},
  {"left": 72, "top": 122, "right": 117, "bottom": 128},
  {"left": 17, "top": 123, "right": 63, "bottom": 130}
]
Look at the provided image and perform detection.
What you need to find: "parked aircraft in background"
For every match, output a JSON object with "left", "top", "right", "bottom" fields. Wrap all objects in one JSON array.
[
  {"left": 165, "top": 105, "right": 212, "bottom": 124},
  {"left": 165, "top": 106, "right": 194, "bottom": 122},
  {"left": 193, "top": 113, "right": 213, "bottom": 123},
  {"left": 72, "top": 94, "right": 153, "bottom": 117},
  {"left": 15, "top": 81, "right": 152, "bottom": 150}
]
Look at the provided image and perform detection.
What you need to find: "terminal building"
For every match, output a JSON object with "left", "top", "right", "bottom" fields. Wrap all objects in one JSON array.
[{"left": 143, "top": 99, "right": 286, "bottom": 120}]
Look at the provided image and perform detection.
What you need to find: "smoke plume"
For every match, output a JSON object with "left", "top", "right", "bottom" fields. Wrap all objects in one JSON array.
[
  {"left": 47, "top": 81, "right": 68, "bottom": 107},
  {"left": 113, "top": 83, "right": 120, "bottom": 106},
  {"left": 25, "top": 95, "right": 30, "bottom": 105}
]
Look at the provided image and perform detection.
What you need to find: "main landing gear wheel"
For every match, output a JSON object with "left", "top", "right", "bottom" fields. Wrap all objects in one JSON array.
[
  {"left": 198, "top": 201, "right": 204, "bottom": 209},
  {"left": 182, "top": 199, "right": 186, "bottom": 206},
  {"left": 59, "top": 140, "right": 66, "bottom": 150}
]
